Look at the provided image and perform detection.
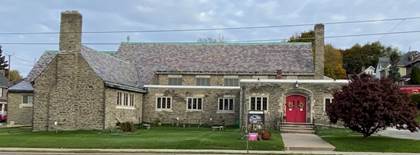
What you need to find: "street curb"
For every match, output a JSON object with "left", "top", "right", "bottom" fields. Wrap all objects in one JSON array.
[{"left": 0, "top": 148, "right": 419, "bottom": 155}]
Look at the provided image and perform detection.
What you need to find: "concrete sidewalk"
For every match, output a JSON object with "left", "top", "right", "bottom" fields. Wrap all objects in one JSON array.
[
  {"left": 0, "top": 148, "right": 419, "bottom": 155},
  {"left": 281, "top": 133, "right": 335, "bottom": 151}
]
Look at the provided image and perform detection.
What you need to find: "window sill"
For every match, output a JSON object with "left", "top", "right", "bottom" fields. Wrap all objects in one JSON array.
[
  {"left": 116, "top": 106, "right": 136, "bottom": 110},
  {"left": 217, "top": 110, "right": 234, "bottom": 114},
  {"left": 19, "top": 104, "right": 33, "bottom": 108},
  {"left": 156, "top": 109, "right": 173, "bottom": 112},
  {"left": 186, "top": 110, "right": 203, "bottom": 112}
]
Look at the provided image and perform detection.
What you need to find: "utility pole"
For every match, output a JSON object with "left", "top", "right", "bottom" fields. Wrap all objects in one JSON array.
[{"left": 8, "top": 54, "right": 11, "bottom": 80}]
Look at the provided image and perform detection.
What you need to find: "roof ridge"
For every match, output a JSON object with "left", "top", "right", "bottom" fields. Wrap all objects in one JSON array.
[{"left": 120, "top": 41, "right": 312, "bottom": 46}]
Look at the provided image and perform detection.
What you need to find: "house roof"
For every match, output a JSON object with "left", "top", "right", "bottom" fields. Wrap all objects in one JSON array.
[
  {"left": 26, "top": 50, "right": 58, "bottom": 82},
  {"left": 80, "top": 46, "right": 143, "bottom": 91},
  {"left": 116, "top": 42, "right": 314, "bottom": 85},
  {"left": 8, "top": 79, "right": 33, "bottom": 92},
  {"left": 377, "top": 57, "right": 391, "bottom": 69},
  {"left": 0, "top": 74, "right": 9, "bottom": 88}
]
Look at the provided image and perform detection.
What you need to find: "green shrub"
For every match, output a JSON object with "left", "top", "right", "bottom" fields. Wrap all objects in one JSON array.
[
  {"left": 410, "top": 94, "right": 420, "bottom": 109},
  {"left": 119, "top": 122, "right": 136, "bottom": 132}
]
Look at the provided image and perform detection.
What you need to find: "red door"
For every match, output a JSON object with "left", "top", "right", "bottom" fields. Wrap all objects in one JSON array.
[{"left": 285, "top": 95, "right": 306, "bottom": 123}]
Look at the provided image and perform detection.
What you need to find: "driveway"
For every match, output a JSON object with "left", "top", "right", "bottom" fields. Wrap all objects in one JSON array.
[{"left": 377, "top": 127, "right": 420, "bottom": 140}]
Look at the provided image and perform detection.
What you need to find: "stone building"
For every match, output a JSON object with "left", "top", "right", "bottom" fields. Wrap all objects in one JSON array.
[
  {"left": 8, "top": 10, "right": 348, "bottom": 130},
  {"left": 0, "top": 72, "right": 8, "bottom": 122}
]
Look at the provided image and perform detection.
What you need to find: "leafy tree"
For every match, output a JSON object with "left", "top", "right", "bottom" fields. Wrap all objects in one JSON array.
[
  {"left": 326, "top": 74, "right": 418, "bottom": 138},
  {"left": 388, "top": 51, "right": 401, "bottom": 82},
  {"left": 8, "top": 69, "right": 22, "bottom": 83},
  {"left": 0, "top": 46, "right": 9, "bottom": 70},
  {"left": 288, "top": 31, "right": 346, "bottom": 79},
  {"left": 325, "top": 44, "right": 347, "bottom": 79},
  {"left": 411, "top": 67, "right": 420, "bottom": 84},
  {"left": 342, "top": 42, "right": 399, "bottom": 74}
]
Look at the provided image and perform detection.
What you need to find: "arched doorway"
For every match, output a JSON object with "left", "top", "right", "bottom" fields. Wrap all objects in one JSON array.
[{"left": 285, "top": 95, "right": 307, "bottom": 123}]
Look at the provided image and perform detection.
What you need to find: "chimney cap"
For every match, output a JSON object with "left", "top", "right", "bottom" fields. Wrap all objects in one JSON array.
[
  {"left": 315, "top": 23, "right": 324, "bottom": 28},
  {"left": 61, "top": 10, "right": 81, "bottom": 15}
]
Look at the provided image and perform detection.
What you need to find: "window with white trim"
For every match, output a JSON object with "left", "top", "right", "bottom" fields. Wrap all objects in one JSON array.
[
  {"left": 324, "top": 97, "right": 333, "bottom": 112},
  {"left": 224, "top": 78, "right": 239, "bottom": 86},
  {"left": 218, "top": 97, "right": 234, "bottom": 111},
  {"left": 156, "top": 96, "right": 172, "bottom": 110},
  {"left": 117, "top": 91, "right": 135, "bottom": 107},
  {"left": 0, "top": 88, "right": 3, "bottom": 97},
  {"left": 187, "top": 97, "right": 203, "bottom": 111},
  {"left": 22, "top": 95, "right": 33, "bottom": 104},
  {"left": 196, "top": 76, "right": 210, "bottom": 86},
  {"left": 168, "top": 75, "right": 182, "bottom": 85},
  {"left": 249, "top": 96, "right": 268, "bottom": 111}
]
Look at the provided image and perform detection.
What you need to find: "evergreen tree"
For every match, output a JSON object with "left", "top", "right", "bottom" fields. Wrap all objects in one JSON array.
[
  {"left": 388, "top": 51, "right": 401, "bottom": 82},
  {"left": 411, "top": 67, "right": 420, "bottom": 84},
  {"left": 0, "top": 46, "right": 8, "bottom": 70}
]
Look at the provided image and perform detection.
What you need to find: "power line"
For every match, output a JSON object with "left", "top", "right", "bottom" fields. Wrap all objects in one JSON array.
[
  {"left": 1, "top": 16, "right": 420, "bottom": 35},
  {"left": 1, "top": 29, "right": 420, "bottom": 45}
]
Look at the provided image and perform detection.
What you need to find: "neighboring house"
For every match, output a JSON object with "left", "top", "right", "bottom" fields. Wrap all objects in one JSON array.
[
  {"left": 0, "top": 72, "right": 8, "bottom": 122},
  {"left": 360, "top": 66, "right": 376, "bottom": 76},
  {"left": 9, "top": 11, "right": 349, "bottom": 131},
  {"left": 375, "top": 57, "right": 391, "bottom": 79}
]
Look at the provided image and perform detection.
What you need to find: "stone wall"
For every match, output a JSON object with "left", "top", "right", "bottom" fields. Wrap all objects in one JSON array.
[
  {"left": 33, "top": 53, "right": 106, "bottom": 131},
  {"left": 144, "top": 88, "right": 240, "bottom": 126},
  {"left": 7, "top": 93, "right": 33, "bottom": 126},
  {"left": 104, "top": 88, "right": 143, "bottom": 128},
  {"left": 241, "top": 82, "right": 344, "bottom": 128}
]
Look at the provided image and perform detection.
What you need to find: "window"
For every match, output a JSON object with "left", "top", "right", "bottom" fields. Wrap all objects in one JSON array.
[
  {"left": 22, "top": 95, "right": 33, "bottom": 104},
  {"left": 324, "top": 97, "right": 333, "bottom": 112},
  {"left": 187, "top": 97, "right": 203, "bottom": 111},
  {"left": 168, "top": 75, "right": 182, "bottom": 85},
  {"left": 196, "top": 76, "right": 210, "bottom": 86},
  {"left": 224, "top": 78, "right": 239, "bottom": 86},
  {"left": 0, "top": 88, "right": 3, "bottom": 97},
  {"left": 249, "top": 96, "right": 268, "bottom": 111},
  {"left": 156, "top": 96, "right": 172, "bottom": 110},
  {"left": 218, "top": 97, "right": 234, "bottom": 111},
  {"left": 116, "top": 91, "right": 135, "bottom": 107},
  {"left": 117, "top": 92, "right": 122, "bottom": 105},
  {"left": 129, "top": 94, "right": 134, "bottom": 107}
]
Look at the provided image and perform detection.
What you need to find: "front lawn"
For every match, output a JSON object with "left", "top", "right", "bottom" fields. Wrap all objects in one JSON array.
[
  {"left": 316, "top": 127, "right": 420, "bottom": 153},
  {"left": 0, "top": 127, "right": 283, "bottom": 150}
]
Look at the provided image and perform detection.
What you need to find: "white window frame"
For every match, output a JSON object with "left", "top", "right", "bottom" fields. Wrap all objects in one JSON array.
[
  {"left": 186, "top": 97, "right": 203, "bottom": 111},
  {"left": 323, "top": 97, "right": 334, "bottom": 112},
  {"left": 223, "top": 76, "right": 239, "bottom": 86},
  {"left": 0, "top": 88, "right": 3, "bottom": 97},
  {"left": 249, "top": 96, "right": 269, "bottom": 111},
  {"left": 196, "top": 75, "right": 210, "bottom": 86},
  {"left": 217, "top": 97, "right": 235, "bottom": 113},
  {"left": 0, "top": 102, "right": 6, "bottom": 115},
  {"left": 20, "top": 95, "right": 33, "bottom": 108},
  {"left": 168, "top": 75, "right": 183, "bottom": 85},
  {"left": 156, "top": 96, "right": 172, "bottom": 111},
  {"left": 116, "top": 91, "right": 135, "bottom": 109}
]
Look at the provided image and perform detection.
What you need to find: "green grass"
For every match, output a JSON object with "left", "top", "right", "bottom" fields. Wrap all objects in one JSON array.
[
  {"left": 316, "top": 127, "right": 420, "bottom": 153},
  {"left": 0, "top": 127, "right": 283, "bottom": 150}
]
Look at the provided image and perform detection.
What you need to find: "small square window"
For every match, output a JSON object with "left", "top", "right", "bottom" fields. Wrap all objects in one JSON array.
[
  {"left": 156, "top": 96, "right": 172, "bottom": 110},
  {"left": 196, "top": 77, "right": 210, "bottom": 86}
]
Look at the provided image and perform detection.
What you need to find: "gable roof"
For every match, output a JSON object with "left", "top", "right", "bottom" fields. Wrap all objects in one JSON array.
[
  {"left": 116, "top": 42, "right": 314, "bottom": 85},
  {"left": 26, "top": 50, "right": 57, "bottom": 82},
  {"left": 80, "top": 46, "right": 143, "bottom": 91}
]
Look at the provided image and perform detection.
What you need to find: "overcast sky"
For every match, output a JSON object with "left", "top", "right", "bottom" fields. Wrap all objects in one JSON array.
[{"left": 1, "top": 0, "right": 420, "bottom": 76}]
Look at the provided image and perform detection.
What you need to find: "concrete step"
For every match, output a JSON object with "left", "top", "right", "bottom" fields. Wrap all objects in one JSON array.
[
  {"left": 280, "top": 124, "right": 314, "bottom": 129},
  {"left": 280, "top": 126, "right": 314, "bottom": 131},
  {"left": 281, "top": 129, "right": 315, "bottom": 134}
]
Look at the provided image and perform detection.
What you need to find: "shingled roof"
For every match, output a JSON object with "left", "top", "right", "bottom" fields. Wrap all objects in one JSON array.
[
  {"left": 26, "top": 50, "right": 57, "bottom": 82},
  {"left": 80, "top": 46, "right": 143, "bottom": 91},
  {"left": 116, "top": 42, "right": 314, "bottom": 85}
]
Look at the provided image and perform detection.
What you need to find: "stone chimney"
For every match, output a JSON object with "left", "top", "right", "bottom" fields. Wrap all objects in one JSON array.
[
  {"left": 276, "top": 70, "right": 282, "bottom": 79},
  {"left": 314, "top": 24, "right": 325, "bottom": 79},
  {"left": 59, "top": 10, "right": 82, "bottom": 53}
]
